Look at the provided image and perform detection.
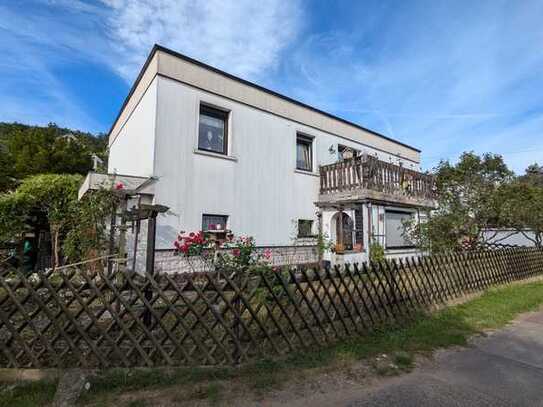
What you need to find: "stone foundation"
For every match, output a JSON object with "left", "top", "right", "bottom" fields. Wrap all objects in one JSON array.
[{"left": 154, "top": 245, "right": 319, "bottom": 274}]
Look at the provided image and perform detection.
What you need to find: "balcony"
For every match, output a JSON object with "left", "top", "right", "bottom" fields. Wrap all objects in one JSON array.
[{"left": 319, "top": 154, "right": 436, "bottom": 208}]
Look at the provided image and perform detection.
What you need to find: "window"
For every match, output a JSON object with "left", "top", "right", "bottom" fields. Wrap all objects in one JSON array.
[
  {"left": 298, "top": 219, "right": 314, "bottom": 238},
  {"left": 385, "top": 210, "right": 414, "bottom": 249},
  {"left": 296, "top": 134, "right": 313, "bottom": 171},
  {"left": 198, "top": 105, "right": 228, "bottom": 154},
  {"left": 354, "top": 206, "right": 364, "bottom": 245},
  {"left": 334, "top": 213, "right": 354, "bottom": 250},
  {"left": 202, "top": 214, "right": 228, "bottom": 232}
]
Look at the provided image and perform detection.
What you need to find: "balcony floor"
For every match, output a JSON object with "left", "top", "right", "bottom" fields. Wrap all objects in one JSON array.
[{"left": 317, "top": 187, "right": 437, "bottom": 208}]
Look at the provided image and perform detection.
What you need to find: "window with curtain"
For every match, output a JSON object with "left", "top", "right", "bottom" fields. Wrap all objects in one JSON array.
[
  {"left": 296, "top": 134, "right": 313, "bottom": 171},
  {"left": 198, "top": 105, "right": 228, "bottom": 154},
  {"left": 385, "top": 210, "right": 415, "bottom": 248}
]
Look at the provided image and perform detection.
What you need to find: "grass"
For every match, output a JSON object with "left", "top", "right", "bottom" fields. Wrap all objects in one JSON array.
[
  {"left": 5, "top": 280, "right": 543, "bottom": 406},
  {"left": 0, "top": 379, "right": 58, "bottom": 407}
]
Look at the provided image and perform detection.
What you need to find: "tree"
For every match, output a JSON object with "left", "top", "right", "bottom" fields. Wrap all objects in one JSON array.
[
  {"left": 0, "top": 174, "right": 82, "bottom": 267},
  {"left": 520, "top": 163, "right": 543, "bottom": 188},
  {"left": 406, "top": 152, "right": 514, "bottom": 252},
  {"left": 63, "top": 188, "right": 120, "bottom": 263},
  {"left": 0, "top": 142, "right": 15, "bottom": 192},
  {"left": 0, "top": 192, "right": 29, "bottom": 244},
  {"left": 500, "top": 180, "right": 543, "bottom": 247},
  {"left": 0, "top": 122, "right": 108, "bottom": 193}
]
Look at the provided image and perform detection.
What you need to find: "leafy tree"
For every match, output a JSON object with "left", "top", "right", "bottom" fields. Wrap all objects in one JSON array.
[
  {"left": 0, "top": 122, "right": 107, "bottom": 193},
  {"left": 406, "top": 152, "right": 514, "bottom": 252},
  {"left": 0, "top": 192, "right": 29, "bottom": 244},
  {"left": 0, "top": 173, "right": 124, "bottom": 267},
  {"left": 17, "top": 174, "right": 82, "bottom": 267},
  {"left": 63, "top": 189, "right": 120, "bottom": 263},
  {"left": 0, "top": 174, "right": 82, "bottom": 267},
  {"left": 0, "top": 141, "right": 15, "bottom": 192},
  {"left": 520, "top": 163, "right": 543, "bottom": 187},
  {"left": 499, "top": 179, "right": 543, "bottom": 247}
]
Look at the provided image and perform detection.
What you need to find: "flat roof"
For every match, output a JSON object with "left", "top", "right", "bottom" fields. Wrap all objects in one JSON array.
[{"left": 109, "top": 44, "right": 421, "bottom": 154}]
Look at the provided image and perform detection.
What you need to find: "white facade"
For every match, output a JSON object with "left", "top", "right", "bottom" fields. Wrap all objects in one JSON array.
[{"left": 107, "top": 45, "right": 426, "bottom": 265}]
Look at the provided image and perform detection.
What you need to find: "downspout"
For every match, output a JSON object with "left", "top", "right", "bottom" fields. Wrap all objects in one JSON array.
[
  {"left": 367, "top": 202, "right": 372, "bottom": 262},
  {"left": 417, "top": 208, "right": 421, "bottom": 256}
]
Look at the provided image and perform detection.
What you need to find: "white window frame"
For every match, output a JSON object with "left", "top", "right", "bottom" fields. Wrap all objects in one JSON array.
[
  {"left": 194, "top": 100, "right": 237, "bottom": 161},
  {"left": 295, "top": 132, "right": 316, "bottom": 174}
]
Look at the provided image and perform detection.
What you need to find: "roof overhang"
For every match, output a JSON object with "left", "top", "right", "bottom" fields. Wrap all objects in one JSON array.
[{"left": 78, "top": 172, "right": 156, "bottom": 200}]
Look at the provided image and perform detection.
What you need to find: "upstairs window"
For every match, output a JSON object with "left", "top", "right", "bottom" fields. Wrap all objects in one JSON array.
[
  {"left": 298, "top": 219, "right": 314, "bottom": 238},
  {"left": 198, "top": 105, "right": 228, "bottom": 155},
  {"left": 202, "top": 214, "right": 228, "bottom": 232},
  {"left": 296, "top": 134, "right": 313, "bottom": 171}
]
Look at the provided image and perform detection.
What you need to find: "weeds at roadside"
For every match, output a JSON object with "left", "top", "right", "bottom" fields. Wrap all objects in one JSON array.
[{"left": 0, "top": 379, "right": 58, "bottom": 407}]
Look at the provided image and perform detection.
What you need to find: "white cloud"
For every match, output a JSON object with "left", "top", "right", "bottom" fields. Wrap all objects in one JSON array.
[
  {"left": 101, "top": 0, "right": 302, "bottom": 82},
  {"left": 0, "top": 2, "right": 107, "bottom": 132},
  {"left": 0, "top": 0, "right": 302, "bottom": 133}
]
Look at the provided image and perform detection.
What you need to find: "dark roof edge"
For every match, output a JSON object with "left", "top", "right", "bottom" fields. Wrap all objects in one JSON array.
[
  {"left": 108, "top": 44, "right": 421, "bottom": 154},
  {"left": 107, "top": 44, "right": 160, "bottom": 141}
]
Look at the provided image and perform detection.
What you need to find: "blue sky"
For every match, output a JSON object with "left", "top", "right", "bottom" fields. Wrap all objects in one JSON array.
[{"left": 1, "top": 0, "right": 542, "bottom": 172}]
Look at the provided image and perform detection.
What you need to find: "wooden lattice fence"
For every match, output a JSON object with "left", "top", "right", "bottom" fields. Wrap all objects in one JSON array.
[{"left": 1, "top": 247, "right": 542, "bottom": 368}]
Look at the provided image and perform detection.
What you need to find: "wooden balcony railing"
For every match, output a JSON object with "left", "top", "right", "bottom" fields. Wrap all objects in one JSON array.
[{"left": 320, "top": 155, "right": 436, "bottom": 202}]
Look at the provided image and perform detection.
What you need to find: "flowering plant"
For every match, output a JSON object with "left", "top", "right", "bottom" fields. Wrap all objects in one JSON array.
[
  {"left": 173, "top": 231, "right": 210, "bottom": 256},
  {"left": 173, "top": 231, "right": 273, "bottom": 273}
]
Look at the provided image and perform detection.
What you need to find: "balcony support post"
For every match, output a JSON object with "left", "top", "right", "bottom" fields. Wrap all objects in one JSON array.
[{"left": 338, "top": 208, "right": 344, "bottom": 248}]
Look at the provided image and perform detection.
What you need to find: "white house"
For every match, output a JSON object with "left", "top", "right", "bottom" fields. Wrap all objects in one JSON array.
[{"left": 103, "top": 44, "right": 436, "bottom": 270}]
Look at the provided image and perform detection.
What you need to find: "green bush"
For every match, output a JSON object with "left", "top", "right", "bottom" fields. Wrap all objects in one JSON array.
[{"left": 369, "top": 241, "right": 385, "bottom": 263}]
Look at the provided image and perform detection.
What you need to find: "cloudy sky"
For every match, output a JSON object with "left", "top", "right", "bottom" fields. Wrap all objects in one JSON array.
[{"left": 1, "top": 0, "right": 542, "bottom": 172}]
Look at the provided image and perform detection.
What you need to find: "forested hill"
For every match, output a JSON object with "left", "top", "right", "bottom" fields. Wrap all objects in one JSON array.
[{"left": 0, "top": 122, "right": 108, "bottom": 192}]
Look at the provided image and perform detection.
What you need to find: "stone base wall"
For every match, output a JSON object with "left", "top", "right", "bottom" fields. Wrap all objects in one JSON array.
[{"left": 154, "top": 245, "right": 319, "bottom": 274}]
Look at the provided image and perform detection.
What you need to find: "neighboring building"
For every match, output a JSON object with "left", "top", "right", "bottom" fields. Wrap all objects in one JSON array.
[
  {"left": 103, "top": 44, "right": 436, "bottom": 269},
  {"left": 482, "top": 229, "right": 538, "bottom": 247}
]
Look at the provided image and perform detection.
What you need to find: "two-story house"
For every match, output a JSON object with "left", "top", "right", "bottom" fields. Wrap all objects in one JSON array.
[{"left": 99, "top": 44, "right": 435, "bottom": 270}]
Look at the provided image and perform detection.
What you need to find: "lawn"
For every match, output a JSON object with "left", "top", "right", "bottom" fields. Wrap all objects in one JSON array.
[{"left": 2, "top": 279, "right": 543, "bottom": 406}]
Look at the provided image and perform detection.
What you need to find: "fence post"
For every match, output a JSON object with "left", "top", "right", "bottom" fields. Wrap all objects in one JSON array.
[
  {"left": 231, "top": 266, "right": 246, "bottom": 365},
  {"left": 143, "top": 211, "right": 158, "bottom": 328}
]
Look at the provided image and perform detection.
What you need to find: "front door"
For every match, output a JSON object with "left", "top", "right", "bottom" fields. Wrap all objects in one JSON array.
[{"left": 336, "top": 213, "right": 353, "bottom": 251}]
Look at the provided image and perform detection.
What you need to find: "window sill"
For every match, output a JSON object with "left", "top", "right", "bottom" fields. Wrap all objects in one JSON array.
[
  {"left": 385, "top": 246, "right": 417, "bottom": 251},
  {"left": 334, "top": 250, "right": 365, "bottom": 255},
  {"left": 194, "top": 149, "right": 238, "bottom": 162},
  {"left": 294, "top": 169, "right": 319, "bottom": 177}
]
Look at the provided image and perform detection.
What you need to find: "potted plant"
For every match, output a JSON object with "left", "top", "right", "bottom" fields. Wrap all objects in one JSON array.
[{"left": 335, "top": 243, "right": 345, "bottom": 254}]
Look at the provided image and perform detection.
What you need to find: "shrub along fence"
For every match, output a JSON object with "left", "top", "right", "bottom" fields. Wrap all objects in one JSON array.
[{"left": 1, "top": 247, "right": 542, "bottom": 369}]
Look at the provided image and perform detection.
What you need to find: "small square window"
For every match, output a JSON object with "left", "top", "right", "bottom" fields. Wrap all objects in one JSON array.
[
  {"left": 298, "top": 219, "right": 314, "bottom": 238},
  {"left": 198, "top": 105, "right": 228, "bottom": 155},
  {"left": 202, "top": 214, "right": 228, "bottom": 232},
  {"left": 296, "top": 134, "right": 313, "bottom": 172}
]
